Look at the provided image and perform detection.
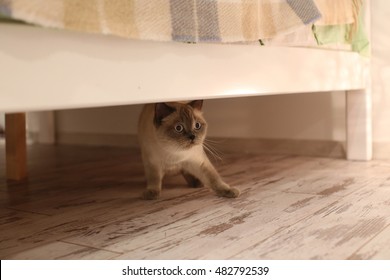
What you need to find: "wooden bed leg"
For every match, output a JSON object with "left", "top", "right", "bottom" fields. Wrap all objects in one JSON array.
[
  {"left": 346, "top": 89, "right": 372, "bottom": 161},
  {"left": 5, "top": 113, "right": 28, "bottom": 180}
]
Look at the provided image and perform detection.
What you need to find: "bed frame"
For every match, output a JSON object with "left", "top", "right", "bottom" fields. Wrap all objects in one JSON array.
[{"left": 0, "top": 23, "right": 372, "bottom": 181}]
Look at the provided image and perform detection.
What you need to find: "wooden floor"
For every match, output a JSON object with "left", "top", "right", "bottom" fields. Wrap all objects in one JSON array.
[{"left": 1, "top": 144, "right": 390, "bottom": 260}]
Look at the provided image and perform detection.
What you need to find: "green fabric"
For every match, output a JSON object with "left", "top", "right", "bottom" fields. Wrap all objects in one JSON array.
[{"left": 312, "top": 17, "right": 370, "bottom": 56}]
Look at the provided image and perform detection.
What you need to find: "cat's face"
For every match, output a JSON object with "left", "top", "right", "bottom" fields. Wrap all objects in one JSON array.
[{"left": 154, "top": 101, "right": 207, "bottom": 150}]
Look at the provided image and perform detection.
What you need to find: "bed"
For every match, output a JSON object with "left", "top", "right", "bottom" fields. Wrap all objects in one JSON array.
[{"left": 0, "top": 0, "right": 372, "bottom": 181}]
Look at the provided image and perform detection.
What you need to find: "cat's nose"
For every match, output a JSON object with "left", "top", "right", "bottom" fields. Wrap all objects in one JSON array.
[{"left": 188, "top": 133, "right": 196, "bottom": 141}]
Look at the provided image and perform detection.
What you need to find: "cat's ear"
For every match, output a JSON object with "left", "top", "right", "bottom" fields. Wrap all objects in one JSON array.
[
  {"left": 188, "top": 100, "right": 203, "bottom": 111},
  {"left": 154, "top": 103, "right": 175, "bottom": 125}
]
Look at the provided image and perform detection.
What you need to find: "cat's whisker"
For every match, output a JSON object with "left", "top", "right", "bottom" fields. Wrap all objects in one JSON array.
[
  {"left": 204, "top": 138, "right": 225, "bottom": 144},
  {"left": 205, "top": 139, "right": 223, "bottom": 152},
  {"left": 203, "top": 141, "right": 223, "bottom": 162},
  {"left": 204, "top": 138, "right": 226, "bottom": 152}
]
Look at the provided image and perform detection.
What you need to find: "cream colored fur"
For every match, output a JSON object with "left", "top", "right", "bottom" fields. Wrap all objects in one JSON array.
[{"left": 138, "top": 102, "right": 240, "bottom": 199}]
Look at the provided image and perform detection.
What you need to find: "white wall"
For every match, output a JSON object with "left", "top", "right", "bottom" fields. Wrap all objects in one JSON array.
[
  {"left": 371, "top": 0, "right": 390, "bottom": 144},
  {"left": 205, "top": 92, "right": 345, "bottom": 141},
  {"left": 362, "top": 0, "right": 390, "bottom": 158},
  {"left": 56, "top": 90, "right": 345, "bottom": 141}
]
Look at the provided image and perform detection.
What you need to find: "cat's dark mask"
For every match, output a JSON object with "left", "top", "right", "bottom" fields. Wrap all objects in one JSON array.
[{"left": 154, "top": 100, "right": 203, "bottom": 126}]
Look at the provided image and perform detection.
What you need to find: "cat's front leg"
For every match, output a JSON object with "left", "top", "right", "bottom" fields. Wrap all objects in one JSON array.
[
  {"left": 142, "top": 163, "right": 163, "bottom": 200},
  {"left": 183, "top": 159, "right": 240, "bottom": 198},
  {"left": 181, "top": 170, "right": 203, "bottom": 188}
]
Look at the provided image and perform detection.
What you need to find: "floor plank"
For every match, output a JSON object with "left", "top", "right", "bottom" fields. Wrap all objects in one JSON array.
[
  {"left": 113, "top": 191, "right": 339, "bottom": 259},
  {"left": 349, "top": 225, "right": 390, "bottom": 260},
  {"left": 4, "top": 241, "right": 120, "bottom": 260},
  {"left": 1, "top": 144, "right": 390, "bottom": 259},
  {"left": 231, "top": 186, "right": 390, "bottom": 259}
]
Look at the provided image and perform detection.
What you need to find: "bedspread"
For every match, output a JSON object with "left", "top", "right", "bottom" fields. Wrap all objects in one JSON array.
[
  {"left": 0, "top": 0, "right": 368, "bottom": 54},
  {"left": 0, "top": 0, "right": 321, "bottom": 42}
]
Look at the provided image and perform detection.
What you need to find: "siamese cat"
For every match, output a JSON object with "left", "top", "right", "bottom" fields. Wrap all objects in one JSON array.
[{"left": 138, "top": 100, "right": 240, "bottom": 200}]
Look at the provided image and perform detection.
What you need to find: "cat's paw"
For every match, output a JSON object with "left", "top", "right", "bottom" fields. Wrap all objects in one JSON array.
[
  {"left": 142, "top": 189, "right": 160, "bottom": 200},
  {"left": 216, "top": 187, "right": 240, "bottom": 198}
]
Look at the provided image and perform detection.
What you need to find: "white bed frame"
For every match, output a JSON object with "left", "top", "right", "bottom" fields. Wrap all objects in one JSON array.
[{"left": 0, "top": 23, "right": 372, "bottom": 180}]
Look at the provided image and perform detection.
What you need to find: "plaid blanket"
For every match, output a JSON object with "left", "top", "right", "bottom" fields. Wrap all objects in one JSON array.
[{"left": 0, "top": 0, "right": 321, "bottom": 42}]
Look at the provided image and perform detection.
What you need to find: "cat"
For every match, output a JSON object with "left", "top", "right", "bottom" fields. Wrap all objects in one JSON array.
[{"left": 138, "top": 100, "right": 240, "bottom": 200}]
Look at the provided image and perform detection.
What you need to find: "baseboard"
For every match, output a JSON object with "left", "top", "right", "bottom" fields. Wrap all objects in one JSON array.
[
  {"left": 53, "top": 132, "right": 349, "bottom": 159},
  {"left": 212, "top": 138, "right": 346, "bottom": 158}
]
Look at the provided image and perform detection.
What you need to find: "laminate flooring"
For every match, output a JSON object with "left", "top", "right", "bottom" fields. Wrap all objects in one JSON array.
[{"left": 1, "top": 144, "right": 390, "bottom": 259}]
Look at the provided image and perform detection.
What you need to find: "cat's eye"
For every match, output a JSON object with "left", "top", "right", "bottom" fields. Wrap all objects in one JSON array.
[
  {"left": 194, "top": 122, "right": 202, "bottom": 130},
  {"left": 174, "top": 124, "right": 184, "bottom": 133}
]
